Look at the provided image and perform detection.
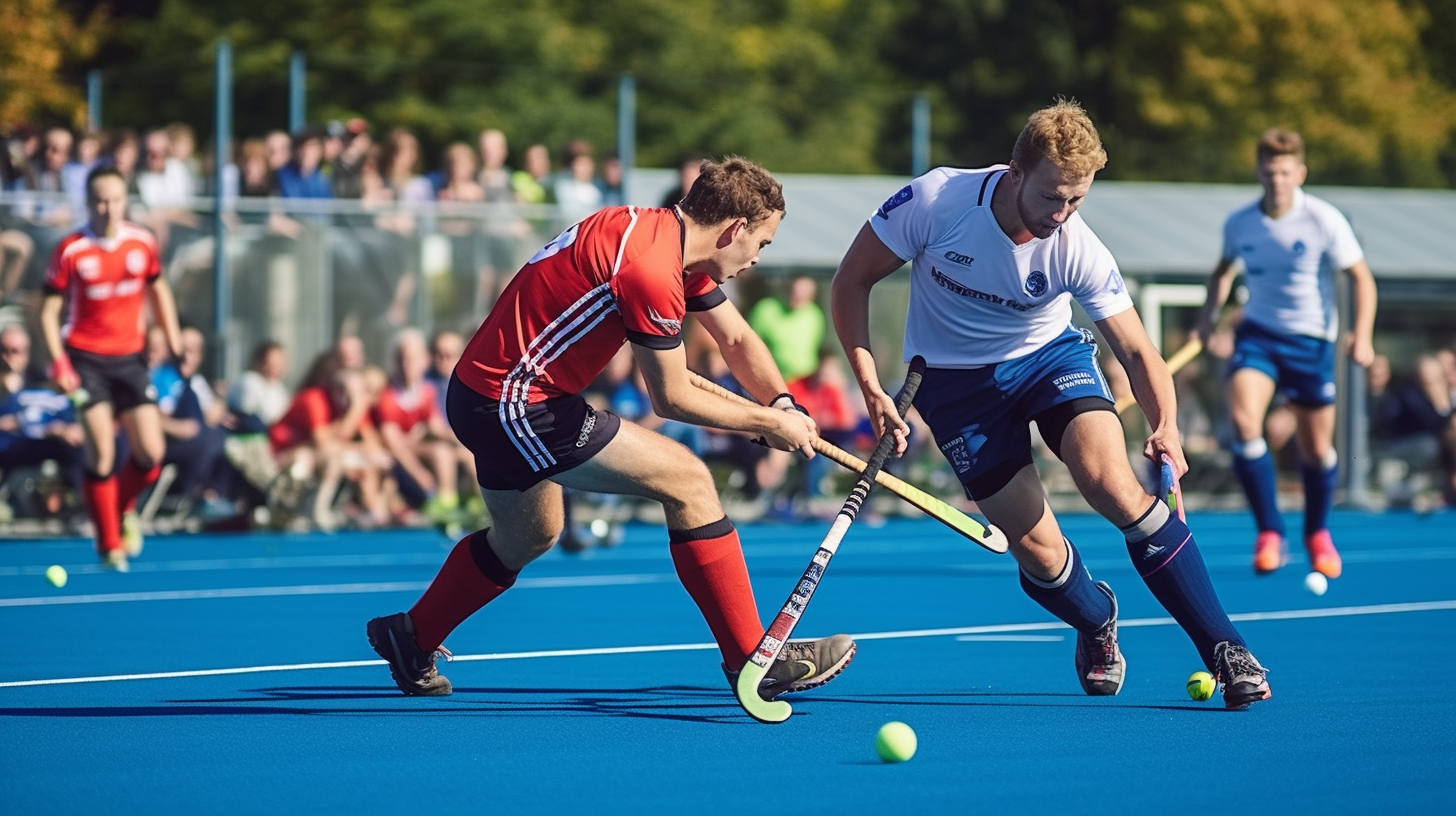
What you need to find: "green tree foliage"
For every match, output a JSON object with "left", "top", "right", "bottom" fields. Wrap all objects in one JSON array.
[
  {"left": 1108, "top": 0, "right": 1456, "bottom": 185},
  {"left": 44, "top": 0, "right": 1456, "bottom": 186},
  {"left": 0, "top": 0, "right": 105, "bottom": 130}
]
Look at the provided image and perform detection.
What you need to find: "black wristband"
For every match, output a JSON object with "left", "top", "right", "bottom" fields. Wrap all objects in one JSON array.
[{"left": 770, "top": 392, "right": 809, "bottom": 416}]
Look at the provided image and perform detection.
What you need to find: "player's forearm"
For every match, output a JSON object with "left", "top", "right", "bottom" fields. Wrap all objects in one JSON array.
[
  {"left": 653, "top": 382, "right": 784, "bottom": 437},
  {"left": 150, "top": 281, "right": 184, "bottom": 356},
  {"left": 830, "top": 277, "right": 883, "bottom": 399},
  {"left": 1351, "top": 268, "right": 1378, "bottom": 341},
  {"left": 1124, "top": 351, "right": 1179, "bottom": 432},
  {"left": 39, "top": 294, "right": 66, "bottom": 361},
  {"left": 1197, "top": 265, "right": 1235, "bottom": 330},
  {"left": 718, "top": 334, "right": 790, "bottom": 405}
]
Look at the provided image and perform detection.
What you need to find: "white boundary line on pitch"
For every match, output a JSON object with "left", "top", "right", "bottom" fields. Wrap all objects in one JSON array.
[
  {"left": 0, "top": 573, "right": 675, "bottom": 607},
  {"left": 2, "top": 599, "right": 1453, "bottom": 689}
]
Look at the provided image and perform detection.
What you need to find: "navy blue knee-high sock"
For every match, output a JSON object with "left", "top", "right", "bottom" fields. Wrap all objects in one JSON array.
[
  {"left": 1302, "top": 462, "right": 1338, "bottom": 535},
  {"left": 1123, "top": 499, "right": 1243, "bottom": 669},
  {"left": 1019, "top": 538, "right": 1112, "bottom": 633},
  {"left": 1231, "top": 442, "right": 1285, "bottom": 535}
]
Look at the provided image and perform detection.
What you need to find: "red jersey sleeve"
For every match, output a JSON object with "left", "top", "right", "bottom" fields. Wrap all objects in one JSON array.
[{"left": 613, "top": 238, "right": 689, "bottom": 350}]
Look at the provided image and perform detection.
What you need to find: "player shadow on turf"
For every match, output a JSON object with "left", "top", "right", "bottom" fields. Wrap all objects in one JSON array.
[{"left": 142, "top": 684, "right": 777, "bottom": 723}]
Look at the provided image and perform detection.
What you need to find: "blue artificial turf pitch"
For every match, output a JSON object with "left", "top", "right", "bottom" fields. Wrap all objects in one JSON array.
[{"left": 1, "top": 508, "right": 1453, "bottom": 813}]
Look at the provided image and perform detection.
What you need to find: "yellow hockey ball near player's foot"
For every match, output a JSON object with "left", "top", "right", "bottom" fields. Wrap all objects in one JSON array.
[
  {"left": 45, "top": 565, "right": 68, "bottom": 588},
  {"left": 1186, "top": 670, "right": 1216, "bottom": 701},
  {"left": 875, "top": 721, "right": 917, "bottom": 763}
]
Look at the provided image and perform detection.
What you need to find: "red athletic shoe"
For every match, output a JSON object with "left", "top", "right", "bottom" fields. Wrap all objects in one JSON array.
[
  {"left": 1253, "top": 531, "right": 1286, "bottom": 575},
  {"left": 1304, "top": 529, "right": 1343, "bottom": 579}
]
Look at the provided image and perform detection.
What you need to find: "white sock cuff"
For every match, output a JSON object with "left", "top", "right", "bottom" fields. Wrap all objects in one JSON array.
[
  {"left": 1121, "top": 498, "right": 1171, "bottom": 543},
  {"left": 1320, "top": 448, "right": 1338, "bottom": 470},
  {"left": 1236, "top": 438, "right": 1269, "bottom": 459},
  {"left": 1020, "top": 538, "right": 1075, "bottom": 589}
]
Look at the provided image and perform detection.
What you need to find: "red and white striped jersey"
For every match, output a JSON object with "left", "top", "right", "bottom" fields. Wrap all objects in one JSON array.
[
  {"left": 43, "top": 223, "right": 162, "bottom": 356},
  {"left": 455, "top": 206, "right": 723, "bottom": 404}
]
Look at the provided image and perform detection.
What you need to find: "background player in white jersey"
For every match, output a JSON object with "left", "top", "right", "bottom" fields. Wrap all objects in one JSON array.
[
  {"left": 1194, "top": 128, "right": 1377, "bottom": 580},
  {"left": 833, "top": 100, "right": 1271, "bottom": 708}
]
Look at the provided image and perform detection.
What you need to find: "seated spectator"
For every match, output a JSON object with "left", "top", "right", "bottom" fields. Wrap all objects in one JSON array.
[
  {"left": 228, "top": 340, "right": 292, "bottom": 433},
  {"left": 511, "top": 143, "right": 553, "bottom": 204},
  {"left": 659, "top": 154, "right": 704, "bottom": 207},
  {"left": 373, "top": 328, "right": 475, "bottom": 521},
  {"left": 598, "top": 151, "right": 624, "bottom": 207},
  {"left": 152, "top": 326, "right": 247, "bottom": 520},
  {"left": 476, "top": 128, "right": 515, "bottom": 203},
  {"left": 100, "top": 129, "right": 141, "bottom": 192},
  {"left": 788, "top": 352, "right": 872, "bottom": 499},
  {"left": 269, "top": 349, "right": 392, "bottom": 529},
  {"left": 275, "top": 126, "right": 333, "bottom": 230},
  {"left": 379, "top": 128, "right": 435, "bottom": 206},
  {"left": 328, "top": 118, "right": 372, "bottom": 199},
  {"left": 553, "top": 140, "right": 602, "bottom": 223},
  {"left": 0, "top": 323, "right": 84, "bottom": 519},
  {"left": 1370, "top": 353, "right": 1456, "bottom": 505},
  {"left": 425, "top": 329, "right": 463, "bottom": 418}
]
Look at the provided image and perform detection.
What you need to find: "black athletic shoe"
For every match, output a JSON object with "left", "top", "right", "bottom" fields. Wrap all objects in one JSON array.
[
  {"left": 1074, "top": 581, "right": 1126, "bottom": 696},
  {"left": 366, "top": 612, "right": 453, "bottom": 696},
  {"left": 724, "top": 634, "right": 857, "bottom": 700},
  {"left": 1213, "top": 641, "right": 1271, "bottom": 709}
]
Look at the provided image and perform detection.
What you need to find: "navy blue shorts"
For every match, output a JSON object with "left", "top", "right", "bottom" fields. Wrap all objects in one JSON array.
[
  {"left": 446, "top": 373, "right": 621, "bottom": 492},
  {"left": 916, "top": 327, "right": 1115, "bottom": 500},
  {"left": 1227, "top": 320, "right": 1336, "bottom": 408}
]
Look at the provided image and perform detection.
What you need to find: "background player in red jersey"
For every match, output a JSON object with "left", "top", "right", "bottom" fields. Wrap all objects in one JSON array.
[
  {"left": 39, "top": 166, "right": 182, "bottom": 571},
  {"left": 368, "top": 156, "right": 856, "bottom": 701}
]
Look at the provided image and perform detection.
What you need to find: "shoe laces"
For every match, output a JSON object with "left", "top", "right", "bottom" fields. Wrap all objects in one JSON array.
[
  {"left": 1081, "top": 618, "right": 1119, "bottom": 669},
  {"left": 1216, "top": 643, "right": 1266, "bottom": 685}
]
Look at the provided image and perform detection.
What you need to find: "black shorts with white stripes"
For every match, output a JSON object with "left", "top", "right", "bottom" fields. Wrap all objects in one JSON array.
[{"left": 446, "top": 372, "right": 621, "bottom": 492}]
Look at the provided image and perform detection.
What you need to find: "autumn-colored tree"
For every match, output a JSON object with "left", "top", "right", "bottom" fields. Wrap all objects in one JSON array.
[
  {"left": 0, "top": 0, "right": 106, "bottom": 130},
  {"left": 1108, "top": 0, "right": 1456, "bottom": 185}
]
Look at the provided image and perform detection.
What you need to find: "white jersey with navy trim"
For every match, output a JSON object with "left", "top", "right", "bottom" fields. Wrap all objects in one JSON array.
[
  {"left": 869, "top": 165, "right": 1134, "bottom": 367},
  {"left": 1221, "top": 188, "right": 1364, "bottom": 342}
]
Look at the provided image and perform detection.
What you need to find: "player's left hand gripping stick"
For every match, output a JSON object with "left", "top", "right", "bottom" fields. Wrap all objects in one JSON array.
[{"left": 734, "top": 356, "right": 927, "bottom": 724}]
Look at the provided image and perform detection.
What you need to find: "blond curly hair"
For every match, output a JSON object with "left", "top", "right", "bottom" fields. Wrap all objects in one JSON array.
[{"left": 1011, "top": 98, "right": 1108, "bottom": 179}]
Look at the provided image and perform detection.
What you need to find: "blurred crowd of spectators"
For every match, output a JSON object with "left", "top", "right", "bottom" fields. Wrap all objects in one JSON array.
[{"left": 4, "top": 120, "right": 1454, "bottom": 536}]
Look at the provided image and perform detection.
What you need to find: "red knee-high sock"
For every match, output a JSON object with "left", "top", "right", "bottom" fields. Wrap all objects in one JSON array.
[
  {"left": 408, "top": 529, "right": 516, "bottom": 652},
  {"left": 83, "top": 474, "right": 122, "bottom": 554},
  {"left": 117, "top": 459, "right": 162, "bottom": 514},
  {"left": 669, "top": 517, "right": 763, "bottom": 671}
]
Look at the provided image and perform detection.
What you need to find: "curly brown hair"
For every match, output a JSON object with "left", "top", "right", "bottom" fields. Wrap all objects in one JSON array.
[{"left": 677, "top": 155, "right": 785, "bottom": 229}]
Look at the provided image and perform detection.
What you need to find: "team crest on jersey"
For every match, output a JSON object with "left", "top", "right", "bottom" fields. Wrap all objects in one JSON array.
[
  {"left": 1024, "top": 270, "right": 1049, "bottom": 297},
  {"left": 875, "top": 185, "right": 913, "bottom": 219},
  {"left": 1105, "top": 268, "right": 1125, "bottom": 295},
  {"left": 647, "top": 308, "right": 682, "bottom": 335},
  {"left": 1292, "top": 240, "right": 1307, "bottom": 257},
  {"left": 126, "top": 249, "right": 148, "bottom": 274},
  {"left": 77, "top": 256, "right": 101, "bottom": 280}
]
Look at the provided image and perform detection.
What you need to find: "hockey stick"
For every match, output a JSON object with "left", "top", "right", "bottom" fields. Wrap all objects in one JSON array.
[
  {"left": 688, "top": 371, "right": 1007, "bottom": 554},
  {"left": 1158, "top": 453, "right": 1185, "bottom": 521},
  {"left": 1114, "top": 338, "right": 1204, "bottom": 415},
  {"left": 733, "top": 356, "right": 926, "bottom": 724}
]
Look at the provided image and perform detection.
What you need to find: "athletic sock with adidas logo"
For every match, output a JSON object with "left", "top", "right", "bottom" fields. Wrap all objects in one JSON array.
[{"left": 1122, "top": 498, "right": 1243, "bottom": 668}]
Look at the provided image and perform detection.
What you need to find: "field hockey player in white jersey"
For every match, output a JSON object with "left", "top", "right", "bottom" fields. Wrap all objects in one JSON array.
[
  {"left": 832, "top": 99, "right": 1271, "bottom": 709},
  {"left": 1194, "top": 128, "right": 1377, "bottom": 581}
]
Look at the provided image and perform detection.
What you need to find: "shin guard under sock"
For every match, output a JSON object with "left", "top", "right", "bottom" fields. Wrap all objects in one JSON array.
[
  {"left": 1019, "top": 538, "right": 1112, "bottom": 633},
  {"left": 669, "top": 517, "right": 764, "bottom": 671},
  {"left": 1122, "top": 499, "right": 1243, "bottom": 668},
  {"left": 408, "top": 529, "right": 517, "bottom": 652}
]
